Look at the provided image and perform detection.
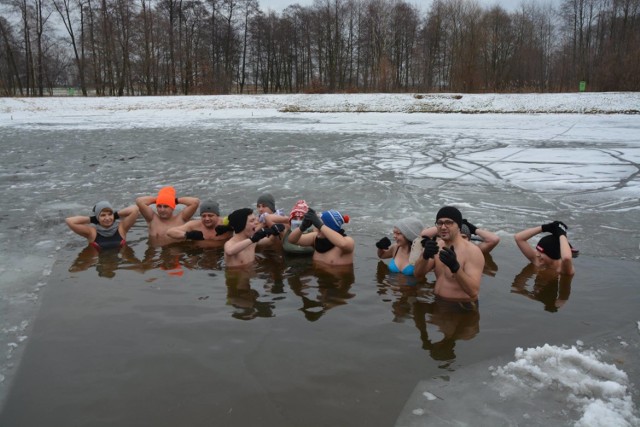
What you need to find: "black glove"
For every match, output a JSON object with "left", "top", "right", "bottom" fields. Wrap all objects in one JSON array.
[
  {"left": 113, "top": 211, "right": 120, "bottom": 220},
  {"left": 265, "top": 224, "right": 285, "bottom": 237},
  {"left": 376, "top": 237, "right": 392, "bottom": 250},
  {"left": 175, "top": 197, "right": 180, "bottom": 206},
  {"left": 215, "top": 225, "right": 233, "bottom": 236},
  {"left": 541, "top": 220, "right": 567, "bottom": 234},
  {"left": 439, "top": 246, "right": 460, "bottom": 273},
  {"left": 304, "top": 208, "right": 323, "bottom": 230},
  {"left": 185, "top": 230, "right": 204, "bottom": 240},
  {"left": 90, "top": 216, "right": 99, "bottom": 224},
  {"left": 421, "top": 236, "right": 439, "bottom": 259},
  {"left": 551, "top": 221, "right": 567, "bottom": 237},
  {"left": 299, "top": 216, "right": 312, "bottom": 232},
  {"left": 462, "top": 219, "right": 477, "bottom": 235},
  {"left": 250, "top": 228, "right": 269, "bottom": 243}
]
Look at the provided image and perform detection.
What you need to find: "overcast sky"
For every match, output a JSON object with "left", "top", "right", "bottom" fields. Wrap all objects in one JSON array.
[{"left": 259, "top": 0, "right": 558, "bottom": 13}]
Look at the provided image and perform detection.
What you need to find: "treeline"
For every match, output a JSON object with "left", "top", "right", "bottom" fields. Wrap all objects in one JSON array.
[{"left": 1, "top": 0, "right": 638, "bottom": 96}]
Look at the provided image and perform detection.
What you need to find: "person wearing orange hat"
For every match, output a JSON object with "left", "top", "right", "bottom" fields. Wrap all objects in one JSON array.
[
  {"left": 166, "top": 200, "right": 232, "bottom": 244},
  {"left": 136, "top": 186, "right": 200, "bottom": 245},
  {"left": 287, "top": 207, "right": 354, "bottom": 266},
  {"left": 514, "top": 220, "right": 575, "bottom": 276}
]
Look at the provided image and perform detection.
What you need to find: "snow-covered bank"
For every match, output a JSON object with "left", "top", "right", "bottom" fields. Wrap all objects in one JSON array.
[{"left": 1, "top": 92, "right": 639, "bottom": 122}]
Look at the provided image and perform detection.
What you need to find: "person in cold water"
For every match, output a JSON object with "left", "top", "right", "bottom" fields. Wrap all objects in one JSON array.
[{"left": 65, "top": 201, "right": 139, "bottom": 250}]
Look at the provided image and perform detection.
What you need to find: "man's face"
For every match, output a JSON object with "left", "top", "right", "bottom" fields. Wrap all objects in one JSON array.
[
  {"left": 156, "top": 204, "right": 174, "bottom": 220},
  {"left": 435, "top": 218, "right": 458, "bottom": 241},
  {"left": 201, "top": 213, "right": 218, "bottom": 229},
  {"left": 246, "top": 214, "right": 258, "bottom": 234},
  {"left": 256, "top": 203, "right": 272, "bottom": 215}
]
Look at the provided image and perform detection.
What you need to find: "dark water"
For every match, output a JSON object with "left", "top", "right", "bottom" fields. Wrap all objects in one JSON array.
[{"left": 1, "top": 114, "right": 639, "bottom": 425}]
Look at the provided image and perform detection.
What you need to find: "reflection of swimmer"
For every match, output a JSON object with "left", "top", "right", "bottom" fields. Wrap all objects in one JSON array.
[
  {"left": 376, "top": 217, "right": 424, "bottom": 277},
  {"left": 412, "top": 296, "right": 480, "bottom": 365},
  {"left": 136, "top": 186, "right": 200, "bottom": 246},
  {"left": 287, "top": 208, "right": 354, "bottom": 266},
  {"left": 511, "top": 263, "right": 573, "bottom": 312},
  {"left": 166, "top": 199, "right": 232, "bottom": 244},
  {"left": 285, "top": 262, "right": 355, "bottom": 321},
  {"left": 65, "top": 201, "right": 139, "bottom": 250},
  {"left": 69, "top": 245, "right": 142, "bottom": 278},
  {"left": 225, "top": 267, "right": 275, "bottom": 320},
  {"left": 514, "top": 220, "right": 575, "bottom": 276}
]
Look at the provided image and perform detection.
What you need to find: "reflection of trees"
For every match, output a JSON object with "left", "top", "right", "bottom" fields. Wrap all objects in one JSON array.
[
  {"left": 285, "top": 260, "right": 355, "bottom": 322},
  {"left": 511, "top": 264, "right": 573, "bottom": 313},
  {"left": 412, "top": 299, "right": 480, "bottom": 369},
  {"left": 69, "top": 245, "right": 141, "bottom": 278}
]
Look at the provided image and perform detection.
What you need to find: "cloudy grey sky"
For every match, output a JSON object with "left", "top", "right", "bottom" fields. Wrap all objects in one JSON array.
[{"left": 259, "top": 0, "right": 559, "bottom": 13}]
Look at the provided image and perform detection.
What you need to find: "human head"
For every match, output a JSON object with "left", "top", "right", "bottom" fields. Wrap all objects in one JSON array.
[
  {"left": 320, "top": 210, "right": 349, "bottom": 232},
  {"left": 228, "top": 208, "right": 254, "bottom": 233},
  {"left": 93, "top": 201, "right": 113, "bottom": 216},
  {"left": 289, "top": 199, "right": 309, "bottom": 223},
  {"left": 200, "top": 200, "right": 220, "bottom": 216},
  {"left": 256, "top": 193, "right": 276, "bottom": 214},
  {"left": 156, "top": 186, "right": 176, "bottom": 209},
  {"left": 536, "top": 235, "right": 561, "bottom": 260},
  {"left": 93, "top": 201, "right": 115, "bottom": 226},
  {"left": 199, "top": 200, "right": 220, "bottom": 229},
  {"left": 395, "top": 218, "right": 423, "bottom": 244},
  {"left": 436, "top": 206, "right": 463, "bottom": 229}
]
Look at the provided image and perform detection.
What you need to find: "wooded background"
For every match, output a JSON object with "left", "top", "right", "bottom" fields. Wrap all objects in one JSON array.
[{"left": 1, "top": 0, "right": 638, "bottom": 96}]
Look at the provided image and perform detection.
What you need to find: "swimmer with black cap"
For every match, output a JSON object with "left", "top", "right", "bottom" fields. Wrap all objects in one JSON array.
[
  {"left": 167, "top": 200, "right": 232, "bottom": 242},
  {"left": 514, "top": 220, "right": 575, "bottom": 276},
  {"left": 136, "top": 186, "right": 200, "bottom": 242},
  {"left": 414, "top": 206, "right": 485, "bottom": 306},
  {"left": 66, "top": 201, "right": 139, "bottom": 250},
  {"left": 224, "top": 208, "right": 283, "bottom": 267}
]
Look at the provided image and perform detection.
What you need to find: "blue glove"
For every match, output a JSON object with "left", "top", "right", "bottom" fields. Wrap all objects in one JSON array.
[{"left": 439, "top": 246, "right": 460, "bottom": 273}]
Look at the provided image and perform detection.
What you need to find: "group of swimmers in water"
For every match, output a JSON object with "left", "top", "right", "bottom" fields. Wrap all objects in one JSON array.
[{"left": 66, "top": 185, "right": 577, "bottom": 311}]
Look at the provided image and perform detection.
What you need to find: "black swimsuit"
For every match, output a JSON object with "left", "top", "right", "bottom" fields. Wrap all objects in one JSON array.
[{"left": 91, "top": 231, "right": 125, "bottom": 250}]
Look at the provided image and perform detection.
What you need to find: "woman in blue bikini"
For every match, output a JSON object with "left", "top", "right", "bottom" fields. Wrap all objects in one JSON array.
[{"left": 376, "top": 218, "right": 424, "bottom": 276}]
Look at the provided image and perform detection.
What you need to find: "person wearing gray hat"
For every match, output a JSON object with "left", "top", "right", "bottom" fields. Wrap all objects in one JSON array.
[
  {"left": 255, "top": 193, "right": 289, "bottom": 247},
  {"left": 66, "top": 201, "right": 139, "bottom": 250},
  {"left": 376, "top": 217, "right": 424, "bottom": 276},
  {"left": 167, "top": 199, "right": 232, "bottom": 243}
]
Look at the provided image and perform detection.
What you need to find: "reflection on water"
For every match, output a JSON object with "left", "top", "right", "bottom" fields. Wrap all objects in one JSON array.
[
  {"left": 511, "top": 263, "right": 573, "bottom": 312},
  {"left": 69, "top": 245, "right": 142, "bottom": 278},
  {"left": 375, "top": 260, "right": 481, "bottom": 368}
]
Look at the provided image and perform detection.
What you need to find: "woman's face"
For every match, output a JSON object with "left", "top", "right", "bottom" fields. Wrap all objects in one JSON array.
[
  {"left": 98, "top": 209, "right": 114, "bottom": 227},
  {"left": 393, "top": 228, "right": 408, "bottom": 246}
]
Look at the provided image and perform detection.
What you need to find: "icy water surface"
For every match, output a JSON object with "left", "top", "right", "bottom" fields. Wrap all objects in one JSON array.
[{"left": 0, "top": 112, "right": 639, "bottom": 426}]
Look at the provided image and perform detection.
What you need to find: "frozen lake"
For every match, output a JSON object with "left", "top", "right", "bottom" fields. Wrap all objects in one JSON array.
[{"left": 0, "top": 94, "right": 639, "bottom": 425}]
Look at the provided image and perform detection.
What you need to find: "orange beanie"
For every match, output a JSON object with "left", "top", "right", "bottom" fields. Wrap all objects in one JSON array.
[{"left": 156, "top": 186, "right": 176, "bottom": 209}]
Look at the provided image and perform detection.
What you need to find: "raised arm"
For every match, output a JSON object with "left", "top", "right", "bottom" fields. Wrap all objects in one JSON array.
[
  {"left": 558, "top": 234, "right": 575, "bottom": 276},
  {"left": 475, "top": 228, "right": 500, "bottom": 253},
  {"left": 136, "top": 195, "right": 157, "bottom": 223},
  {"left": 514, "top": 226, "right": 542, "bottom": 262},
  {"left": 177, "top": 196, "right": 200, "bottom": 222},
  {"left": 117, "top": 204, "right": 139, "bottom": 234},
  {"left": 167, "top": 220, "right": 198, "bottom": 240},
  {"left": 65, "top": 215, "right": 95, "bottom": 241}
]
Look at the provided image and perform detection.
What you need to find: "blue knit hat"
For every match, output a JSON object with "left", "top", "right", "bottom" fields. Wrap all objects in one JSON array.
[{"left": 321, "top": 210, "right": 349, "bottom": 232}]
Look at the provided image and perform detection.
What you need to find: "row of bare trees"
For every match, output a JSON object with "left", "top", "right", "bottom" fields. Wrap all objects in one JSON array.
[{"left": 1, "top": 0, "right": 638, "bottom": 96}]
